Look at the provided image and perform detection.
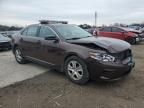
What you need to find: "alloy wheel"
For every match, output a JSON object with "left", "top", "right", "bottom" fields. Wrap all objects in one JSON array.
[
  {"left": 67, "top": 60, "right": 84, "bottom": 80},
  {"left": 15, "top": 49, "right": 23, "bottom": 62}
]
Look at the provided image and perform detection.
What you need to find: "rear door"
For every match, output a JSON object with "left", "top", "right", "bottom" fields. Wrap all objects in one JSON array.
[
  {"left": 19, "top": 25, "right": 41, "bottom": 58},
  {"left": 111, "top": 27, "right": 125, "bottom": 40}
]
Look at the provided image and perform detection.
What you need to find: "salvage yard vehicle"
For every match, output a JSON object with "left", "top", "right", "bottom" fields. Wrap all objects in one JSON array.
[
  {"left": 0, "top": 34, "right": 11, "bottom": 50},
  {"left": 85, "top": 28, "right": 94, "bottom": 34},
  {"left": 11, "top": 20, "right": 135, "bottom": 84},
  {"left": 98, "top": 26, "right": 142, "bottom": 45}
]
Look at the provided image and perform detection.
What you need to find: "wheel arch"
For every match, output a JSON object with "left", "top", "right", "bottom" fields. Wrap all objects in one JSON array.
[
  {"left": 64, "top": 52, "right": 80, "bottom": 62},
  {"left": 12, "top": 44, "right": 18, "bottom": 54},
  {"left": 61, "top": 52, "right": 82, "bottom": 72}
]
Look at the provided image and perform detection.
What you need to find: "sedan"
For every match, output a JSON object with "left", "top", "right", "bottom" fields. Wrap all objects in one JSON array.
[{"left": 0, "top": 34, "right": 11, "bottom": 50}]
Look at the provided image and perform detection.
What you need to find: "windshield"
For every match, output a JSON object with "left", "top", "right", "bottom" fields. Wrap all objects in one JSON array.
[{"left": 54, "top": 25, "right": 92, "bottom": 40}]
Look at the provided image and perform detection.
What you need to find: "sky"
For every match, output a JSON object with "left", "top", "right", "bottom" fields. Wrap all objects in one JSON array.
[{"left": 0, "top": 0, "right": 144, "bottom": 26}]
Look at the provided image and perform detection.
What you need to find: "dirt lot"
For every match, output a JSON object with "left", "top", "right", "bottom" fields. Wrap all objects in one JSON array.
[{"left": 0, "top": 42, "right": 144, "bottom": 108}]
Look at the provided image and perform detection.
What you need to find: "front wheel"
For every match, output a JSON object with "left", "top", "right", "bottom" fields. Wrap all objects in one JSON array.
[
  {"left": 14, "top": 47, "right": 27, "bottom": 64},
  {"left": 64, "top": 56, "right": 89, "bottom": 85},
  {"left": 127, "top": 38, "right": 136, "bottom": 45}
]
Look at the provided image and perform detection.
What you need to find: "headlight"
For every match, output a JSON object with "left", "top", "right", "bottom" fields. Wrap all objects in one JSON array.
[{"left": 89, "top": 52, "right": 115, "bottom": 62}]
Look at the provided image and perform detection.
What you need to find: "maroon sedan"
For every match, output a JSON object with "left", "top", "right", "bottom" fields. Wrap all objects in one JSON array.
[{"left": 11, "top": 22, "right": 135, "bottom": 84}]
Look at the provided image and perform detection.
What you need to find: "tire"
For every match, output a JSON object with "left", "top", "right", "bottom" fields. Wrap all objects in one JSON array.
[
  {"left": 14, "top": 47, "right": 27, "bottom": 64},
  {"left": 128, "top": 38, "right": 136, "bottom": 45},
  {"left": 64, "top": 56, "right": 89, "bottom": 85}
]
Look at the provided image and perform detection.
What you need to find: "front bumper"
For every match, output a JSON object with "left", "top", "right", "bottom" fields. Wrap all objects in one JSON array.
[
  {"left": 86, "top": 58, "right": 135, "bottom": 81},
  {"left": 0, "top": 42, "right": 11, "bottom": 50}
]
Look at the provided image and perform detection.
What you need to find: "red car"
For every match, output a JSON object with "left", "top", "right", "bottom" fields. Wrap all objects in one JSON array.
[{"left": 97, "top": 26, "right": 141, "bottom": 44}]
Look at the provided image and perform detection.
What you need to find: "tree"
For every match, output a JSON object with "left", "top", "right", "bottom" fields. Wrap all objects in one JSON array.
[
  {"left": 79, "top": 24, "right": 92, "bottom": 29},
  {"left": 0, "top": 25, "right": 23, "bottom": 31}
]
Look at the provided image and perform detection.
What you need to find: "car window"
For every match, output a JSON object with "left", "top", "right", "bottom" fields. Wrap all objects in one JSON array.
[
  {"left": 100, "top": 27, "right": 111, "bottom": 32},
  {"left": 21, "top": 29, "right": 28, "bottom": 36},
  {"left": 26, "top": 26, "right": 39, "bottom": 37},
  {"left": 112, "top": 27, "right": 124, "bottom": 32},
  {"left": 39, "top": 26, "right": 56, "bottom": 38}
]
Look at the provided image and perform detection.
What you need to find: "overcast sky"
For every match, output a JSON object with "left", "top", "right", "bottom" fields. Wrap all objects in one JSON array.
[{"left": 0, "top": 0, "right": 144, "bottom": 26}]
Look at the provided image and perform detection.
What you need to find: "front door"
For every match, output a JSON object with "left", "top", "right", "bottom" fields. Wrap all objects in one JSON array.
[{"left": 38, "top": 26, "right": 63, "bottom": 65}]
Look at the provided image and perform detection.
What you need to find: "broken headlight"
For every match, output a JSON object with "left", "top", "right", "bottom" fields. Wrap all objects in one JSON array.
[{"left": 89, "top": 52, "right": 115, "bottom": 62}]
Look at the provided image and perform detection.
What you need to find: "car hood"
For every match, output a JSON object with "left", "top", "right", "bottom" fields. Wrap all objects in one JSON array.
[
  {"left": 67, "top": 37, "right": 131, "bottom": 53},
  {"left": 124, "top": 28, "right": 141, "bottom": 34},
  {"left": 0, "top": 36, "right": 11, "bottom": 42},
  {"left": 129, "top": 30, "right": 141, "bottom": 34}
]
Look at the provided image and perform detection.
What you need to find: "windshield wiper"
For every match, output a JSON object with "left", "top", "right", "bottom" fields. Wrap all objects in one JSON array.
[
  {"left": 66, "top": 37, "right": 82, "bottom": 40},
  {"left": 66, "top": 36, "right": 92, "bottom": 40}
]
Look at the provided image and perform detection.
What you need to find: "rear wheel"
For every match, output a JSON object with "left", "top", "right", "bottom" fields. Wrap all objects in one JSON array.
[
  {"left": 64, "top": 56, "right": 89, "bottom": 85},
  {"left": 14, "top": 47, "right": 27, "bottom": 64}
]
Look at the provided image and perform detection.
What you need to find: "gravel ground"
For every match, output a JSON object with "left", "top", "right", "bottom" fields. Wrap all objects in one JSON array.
[{"left": 0, "top": 42, "right": 144, "bottom": 108}]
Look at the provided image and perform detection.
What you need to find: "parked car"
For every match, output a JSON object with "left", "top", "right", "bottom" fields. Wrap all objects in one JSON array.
[
  {"left": 0, "top": 31, "right": 19, "bottom": 38},
  {"left": 85, "top": 27, "right": 96, "bottom": 35},
  {"left": 98, "top": 26, "right": 142, "bottom": 44},
  {"left": 6, "top": 31, "right": 19, "bottom": 38},
  {"left": 11, "top": 21, "right": 135, "bottom": 84},
  {"left": 0, "top": 32, "right": 9, "bottom": 37},
  {"left": 0, "top": 34, "right": 11, "bottom": 50}
]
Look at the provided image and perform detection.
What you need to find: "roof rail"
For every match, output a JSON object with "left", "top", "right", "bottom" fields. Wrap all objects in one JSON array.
[{"left": 39, "top": 20, "right": 68, "bottom": 24}]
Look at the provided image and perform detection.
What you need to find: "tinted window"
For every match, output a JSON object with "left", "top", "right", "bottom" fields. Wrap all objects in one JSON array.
[
  {"left": 112, "top": 27, "right": 123, "bottom": 32},
  {"left": 27, "top": 26, "right": 38, "bottom": 37},
  {"left": 39, "top": 26, "right": 56, "bottom": 38},
  {"left": 100, "top": 27, "right": 111, "bottom": 32}
]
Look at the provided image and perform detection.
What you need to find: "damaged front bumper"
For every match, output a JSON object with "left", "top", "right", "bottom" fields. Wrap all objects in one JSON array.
[{"left": 86, "top": 57, "right": 135, "bottom": 81}]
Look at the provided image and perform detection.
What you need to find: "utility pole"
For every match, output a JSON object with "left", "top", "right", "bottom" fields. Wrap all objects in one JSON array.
[{"left": 95, "top": 11, "right": 97, "bottom": 27}]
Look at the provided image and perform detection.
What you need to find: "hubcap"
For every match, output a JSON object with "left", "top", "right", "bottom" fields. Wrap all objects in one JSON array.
[
  {"left": 67, "top": 60, "right": 83, "bottom": 80},
  {"left": 15, "top": 49, "right": 22, "bottom": 62}
]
